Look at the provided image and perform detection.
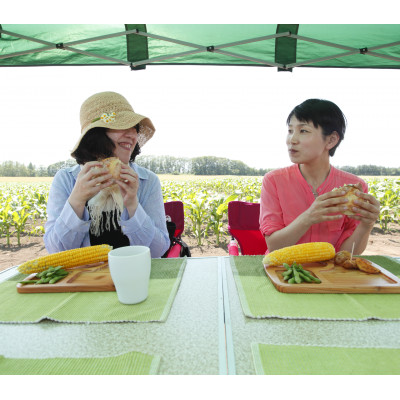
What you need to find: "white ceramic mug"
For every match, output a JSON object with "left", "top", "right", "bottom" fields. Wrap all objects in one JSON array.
[{"left": 108, "top": 246, "right": 151, "bottom": 304}]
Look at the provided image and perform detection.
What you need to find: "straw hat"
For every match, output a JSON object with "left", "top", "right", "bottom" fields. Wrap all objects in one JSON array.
[{"left": 71, "top": 91, "right": 155, "bottom": 152}]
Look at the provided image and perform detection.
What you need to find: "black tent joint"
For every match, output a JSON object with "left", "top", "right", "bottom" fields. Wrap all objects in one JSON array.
[
  {"left": 207, "top": 46, "right": 215, "bottom": 52},
  {"left": 56, "top": 43, "right": 65, "bottom": 50},
  {"left": 359, "top": 47, "right": 368, "bottom": 55}
]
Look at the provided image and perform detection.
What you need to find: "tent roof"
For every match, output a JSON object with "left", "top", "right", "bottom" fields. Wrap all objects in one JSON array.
[{"left": 1, "top": 24, "right": 400, "bottom": 70}]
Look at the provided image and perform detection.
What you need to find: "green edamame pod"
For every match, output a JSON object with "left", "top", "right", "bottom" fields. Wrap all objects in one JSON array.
[
  {"left": 292, "top": 267, "right": 302, "bottom": 283},
  {"left": 288, "top": 277, "right": 296, "bottom": 284},
  {"left": 298, "top": 271, "right": 312, "bottom": 282},
  {"left": 55, "top": 269, "right": 68, "bottom": 276},
  {"left": 49, "top": 275, "right": 66, "bottom": 284},
  {"left": 294, "top": 263, "right": 304, "bottom": 270},
  {"left": 17, "top": 280, "right": 40, "bottom": 285},
  {"left": 302, "top": 269, "right": 322, "bottom": 283}
]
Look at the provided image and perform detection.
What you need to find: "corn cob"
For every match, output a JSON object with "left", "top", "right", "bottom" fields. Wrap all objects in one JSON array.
[
  {"left": 18, "top": 244, "right": 112, "bottom": 274},
  {"left": 262, "top": 242, "right": 335, "bottom": 266}
]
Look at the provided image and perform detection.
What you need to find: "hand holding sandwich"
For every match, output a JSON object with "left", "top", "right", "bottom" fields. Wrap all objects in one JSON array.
[
  {"left": 68, "top": 161, "right": 113, "bottom": 218},
  {"left": 114, "top": 163, "right": 140, "bottom": 218},
  {"left": 336, "top": 183, "right": 380, "bottom": 228}
]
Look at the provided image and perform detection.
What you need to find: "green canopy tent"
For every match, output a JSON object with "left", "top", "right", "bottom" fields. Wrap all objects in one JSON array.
[{"left": 1, "top": 24, "right": 400, "bottom": 71}]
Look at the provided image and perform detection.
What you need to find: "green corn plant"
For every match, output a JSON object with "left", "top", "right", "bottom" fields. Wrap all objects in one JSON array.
[
  {"left": 206, "top": 194, "right": 238, "bottom": 245},
  {"left": 367, "top": 178, "right": 400, "bottom": 230},
  {"left": 12, "top": 206, "right": 31, "bottom": 246},
  {"left": 0, "top": 201, "right": 13, "bottom": 246},
  {"left": 184, "top": 194, "right": 209, "bottom": 246}
]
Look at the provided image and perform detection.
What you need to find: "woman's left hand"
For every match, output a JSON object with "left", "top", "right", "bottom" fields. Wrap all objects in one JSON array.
[
  {"left": 115, "top": 164, "right": 139, "bottom": 218},
  {"left": 348, "top": 183, "right": 380, "bottom": 228}
]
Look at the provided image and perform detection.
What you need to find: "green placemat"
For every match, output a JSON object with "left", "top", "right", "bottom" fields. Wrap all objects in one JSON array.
[
  {"left": 252, "top": 343, "right": 400, "bottom": 375},
  {"left": 0, "top": 350, "right": 160, "bottom": 375},
  {"left": 0, "top": 258, "right": 186, "bottom": 323},
  {"left": 230, "top": 255, "right": 400, "bottom": 320}
]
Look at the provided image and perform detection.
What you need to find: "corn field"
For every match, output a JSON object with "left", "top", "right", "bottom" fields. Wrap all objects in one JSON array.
[
  {"left": 0, "top": 183, "right": 49, "bottom": 246},
  {"left": 1, "top": 177, "right": 400, "bottom": 247}
]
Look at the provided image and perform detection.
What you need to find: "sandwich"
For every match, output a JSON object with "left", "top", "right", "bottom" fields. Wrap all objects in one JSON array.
[
  {"left": 332, "top": 184, "right": 367, "bottom": 215},
  {"left": 100, "top": 157, "right": 122, "bottom": 180}
]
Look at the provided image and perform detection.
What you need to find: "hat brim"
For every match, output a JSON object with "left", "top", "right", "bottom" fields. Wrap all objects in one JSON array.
[{"left": 71, "top": 112, "right": 155, "bottom": 153}]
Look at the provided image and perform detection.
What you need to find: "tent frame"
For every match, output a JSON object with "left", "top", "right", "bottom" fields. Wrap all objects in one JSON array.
[{"left": 1, "top": 27, "right": 400, "bottom": 70}]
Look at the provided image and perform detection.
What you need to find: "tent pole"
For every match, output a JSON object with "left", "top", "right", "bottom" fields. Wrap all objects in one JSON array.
[
  {"left": 365, "top": 52, "right": 400, "bottom": 64},
  {"left": 213, "top": 32, "right": 290, "bottom": 49},
  {"left": 131, "top": 49, "right": 209, "bottom": 67},
  {"left": 0, "top": 29, "right": 54, "bottom": 46},
  {"left": 292, "top": 34, "right": 355, "bottom": 51},
  {"left": 288, "top": 50, "right": 362, "bottom": 68},
  {"left": 213, "top": 49, "right": 283, "bottom": 68},
  {"left": 64, "top": 29, "right": 140, "bottom": 47}
]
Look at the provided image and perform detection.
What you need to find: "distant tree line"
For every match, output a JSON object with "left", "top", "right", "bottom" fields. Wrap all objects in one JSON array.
[
  {"left": 1, "top": 158, "right": 400, "bottom": 177},
  {"left": 135, "top": 155, "right": 272, "bottom": 176},
  {"left": 0, "top": 160, "right": 77, "bottom": 177},
  {"left": 335, "top": 165, "right": 400, "bottom": 176}
]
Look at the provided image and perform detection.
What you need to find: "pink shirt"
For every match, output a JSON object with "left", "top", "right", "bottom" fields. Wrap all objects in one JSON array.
[{"left": 259, "top": 165, "right": 368, "bottom": 252}]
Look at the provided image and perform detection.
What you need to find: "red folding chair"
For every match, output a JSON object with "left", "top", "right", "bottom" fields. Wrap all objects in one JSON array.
[
  {"left": 163, "top": 201, "right": 186, "bottom": 258},
  {"left": 227, "top": 201, "right": 268, "bottom": 256}
]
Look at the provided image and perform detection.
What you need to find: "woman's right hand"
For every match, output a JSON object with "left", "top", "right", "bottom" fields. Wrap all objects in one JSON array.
[
  {"left": 68, "top": 161, "right": 113, "bottom": 218},
  {"left": 303, "top": 189, "right": 349, "bottom": 225}
]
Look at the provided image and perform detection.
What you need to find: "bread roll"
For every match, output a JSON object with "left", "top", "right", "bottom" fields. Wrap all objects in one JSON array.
[
  {"left": 101, "top": 157, "right": 122, "bottom": 180},
  {"left": 332, "top": 184, "right": 366, "bottom": 215}
]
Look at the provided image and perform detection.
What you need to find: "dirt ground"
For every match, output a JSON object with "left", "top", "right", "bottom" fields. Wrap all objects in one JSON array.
[{"left": 1, "top": 223, "right": 399, "bottom": 272}]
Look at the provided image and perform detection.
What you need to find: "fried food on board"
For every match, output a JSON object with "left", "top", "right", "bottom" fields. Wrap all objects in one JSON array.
[
  {"left": 342, "top": 259, "right": 358, "bottom": 269},
  {"left": 334, "top": 250, "right": 352, "bottom": 266},
  {"left": 355, "top": 258, "right": 380, "bottom": 274},
  {"left": 332, "top": 184, "right": 367, "bottom": 215},
  {"left": 333, "top": 250, "right": 380, "bottom": 274}
]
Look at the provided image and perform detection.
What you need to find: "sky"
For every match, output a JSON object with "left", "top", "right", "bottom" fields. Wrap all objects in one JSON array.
[
  {"left": 1, "top": 63, "right": 399, "bottom": 171},
  {"left": 2, "top": 4, "right": 399, "bottom": 172}
]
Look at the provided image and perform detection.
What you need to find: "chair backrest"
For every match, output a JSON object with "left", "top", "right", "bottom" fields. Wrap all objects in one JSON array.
[
  {"left": 228, "top": 201, "right": 267, "bottom": 255},
  {"left": 164, "top": 201, "right": 185, "bottom": 238}
]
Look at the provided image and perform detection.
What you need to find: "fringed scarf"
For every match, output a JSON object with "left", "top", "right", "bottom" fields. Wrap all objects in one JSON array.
[{"left": 87, "top": 183, "right": 124, "bottom": 237}]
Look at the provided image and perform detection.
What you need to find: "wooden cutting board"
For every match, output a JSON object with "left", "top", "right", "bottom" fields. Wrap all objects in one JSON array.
[
  {"left": 16, "top": 263, "right": 115, "bottom": 293},
  {"left": 264, "top": 259, "right": 400, "bottom": 294}
]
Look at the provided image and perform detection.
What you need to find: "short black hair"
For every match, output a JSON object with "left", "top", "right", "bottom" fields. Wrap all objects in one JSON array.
[
  {"left": 71, "top": 126, "right": 141, "bottom": 165},
  {"left": 286, "top": 99, "right": 346, "bottom": 156}
]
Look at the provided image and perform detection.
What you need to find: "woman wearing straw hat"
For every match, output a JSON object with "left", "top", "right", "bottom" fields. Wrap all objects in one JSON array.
[{"left": 44, "top": 91, "right": 170, "bottom": 258}]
